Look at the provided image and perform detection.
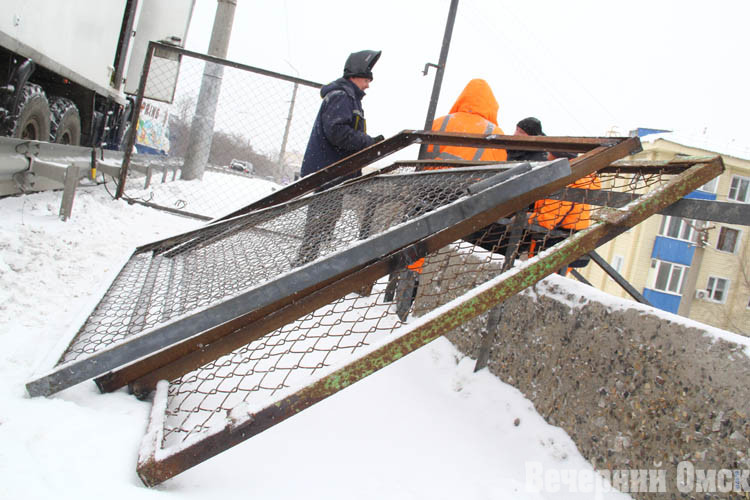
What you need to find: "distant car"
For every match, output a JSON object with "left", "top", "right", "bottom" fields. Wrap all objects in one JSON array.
[{"left": 229, "top": 159, "right": 253, "bottom": 174}]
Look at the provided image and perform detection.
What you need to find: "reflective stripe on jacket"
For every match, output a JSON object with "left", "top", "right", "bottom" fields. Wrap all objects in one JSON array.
[{"left": 424, "top": 79, "right": 507, "bottom": 163}]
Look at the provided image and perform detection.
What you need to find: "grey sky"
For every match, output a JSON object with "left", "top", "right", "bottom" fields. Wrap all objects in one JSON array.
[{"left": 186, "top": 0, "right": 749, "bottom": 146}]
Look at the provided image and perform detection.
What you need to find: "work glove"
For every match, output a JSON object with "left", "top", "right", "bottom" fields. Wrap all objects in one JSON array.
[{"left": 372, "top": 134, "right": 384, "bottom": 143}]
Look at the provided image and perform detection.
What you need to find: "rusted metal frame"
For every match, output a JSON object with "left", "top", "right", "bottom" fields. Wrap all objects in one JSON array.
[
  {"left": 96, "top": 161, "right": 571, "bottom": 395},
  {"left": 137, "top": 150, "right": 715, "bottom": 488},
  {"left": 27, "top": 160, "right": 571, "bottom": 398},
  {"left": 138, "top": 134, "right": 627, "bottom": 256},
  {"left": 588, "top": 250, "right": 651, "bottom": 305},
  {"left": 410, "top": 130, "right": 621, "bottom": 153},
  {"left": 599, "top": 165, "right": 688, "bottom": 175},
  {"left": 217, "top": 132, "right": 621, "bottom": 221},
  {"left": 609, "top": 156, "right": 717, "bottom": 169}
]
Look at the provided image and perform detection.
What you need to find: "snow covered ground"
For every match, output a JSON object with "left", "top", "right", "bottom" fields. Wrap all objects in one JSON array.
[{"left": 0, "top": 178, "right": 640, "bottom": 499}]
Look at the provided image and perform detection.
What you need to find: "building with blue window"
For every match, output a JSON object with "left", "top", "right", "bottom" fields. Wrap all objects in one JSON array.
[{"left": 579, "top": 133, "right": 750, "bottom": 336}]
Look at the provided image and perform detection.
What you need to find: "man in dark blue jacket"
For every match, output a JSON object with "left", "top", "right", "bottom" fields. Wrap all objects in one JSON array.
[
  {"left": 300, "top": 49, "right": 382, "bottom": 179},
  {"left": 296, "top": 50, "right": 383, "bottom": 266}
]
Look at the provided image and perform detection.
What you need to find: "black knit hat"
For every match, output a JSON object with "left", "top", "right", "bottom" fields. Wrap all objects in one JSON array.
[
  {"left": 343, "top": 50, "right": 381, "bottom": 80},
  {"left": 517, "top": 117, "right": 545, "bottom": 136}
]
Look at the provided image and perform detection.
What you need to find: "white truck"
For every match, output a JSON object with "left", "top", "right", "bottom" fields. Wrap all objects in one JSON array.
[{"left": 0, "top": 0, "right": 195, "bottom": 149}]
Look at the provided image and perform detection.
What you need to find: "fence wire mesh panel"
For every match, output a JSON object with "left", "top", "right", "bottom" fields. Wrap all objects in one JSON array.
[
  {"left": 120, "top": 43, "right": 322, "bottom": 219},
  {"left": 27, "top": 159, "right": 580, "bottom": 397},
  {"left": 132, "top": 161, "right": 726, "bottom": 486},
  {"left": 60, "top": 169, "right": 501, "bottom": 362},
  {"left": 132, "top": 157, "right": 724, "bottom": 485},
  {"left": 29, "top": 131, "right": 721, "bottom": 484}
]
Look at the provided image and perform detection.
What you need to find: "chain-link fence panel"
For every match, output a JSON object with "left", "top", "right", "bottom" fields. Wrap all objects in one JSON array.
[
  {"left": 56, "top": 166, "right": 538, "bottom": 366},
  {"left": 119, "top": 43, "right": 323, "bottom": 219},
  {"left": 29, "top": 134, "right": 641, "bottom": 399},
  {"left": 29, "top": 134, "right": 728, "bottom": 486},
  {"left": 132, "top": 156, "right": 722, "bottom": 486}
]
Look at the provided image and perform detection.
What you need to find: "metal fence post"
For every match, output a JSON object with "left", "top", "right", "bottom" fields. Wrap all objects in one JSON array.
[
  {"left": 418, "top": 0, "right": 459, "bottom": 160},
  {"left": 115, "top": 43, "right": 155, "bottom": 199}
]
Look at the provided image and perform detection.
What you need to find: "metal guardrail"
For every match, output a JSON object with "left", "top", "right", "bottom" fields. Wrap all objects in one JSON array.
[{"left": 0, "top": 136, "right": 197, "bottom": 219}]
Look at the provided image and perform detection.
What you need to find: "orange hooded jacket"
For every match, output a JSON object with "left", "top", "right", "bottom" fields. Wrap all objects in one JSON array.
[
  {"left": 407, "top": 80, "right": 507, "bottom": 274},
  {"left": 424, "top": 79, "right": 507, "bottom": 163}
]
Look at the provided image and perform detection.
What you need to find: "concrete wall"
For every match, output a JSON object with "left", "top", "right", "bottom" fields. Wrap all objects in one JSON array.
[{"left": 415, "top": 251, "right": 750, "bottom": 498}]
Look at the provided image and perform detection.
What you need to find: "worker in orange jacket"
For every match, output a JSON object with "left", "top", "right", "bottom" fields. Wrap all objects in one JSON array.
[
  {"left": 408, "top": 78, "right": 508, "bottom": 273},
  {"left": 387, "top": 80, "right": 508, "bottom": 319},
  {"left": 517, "top": 118, "right": 600, "bottom": 270},
  {"left": 424, "top": 78, "right": 508, "bottom": 163}
]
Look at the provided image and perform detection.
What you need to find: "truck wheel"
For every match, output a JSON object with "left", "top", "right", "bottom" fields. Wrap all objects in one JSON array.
[
  {"left": 49, "top": 97, "right": 81, "bottom": 145},
  {"left": 11, "top": 83, "right": 51, "bottom": 141}
]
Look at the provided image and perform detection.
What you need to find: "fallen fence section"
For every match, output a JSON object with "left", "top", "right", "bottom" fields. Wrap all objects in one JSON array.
[
  {"left": 135, "top": 155, "right": 722, "bottom": 486},
  {"left": 28, "top": 132, "right": 707, "bottom": 486},
  {"left": 25, "top": 158, "right": 572, "bottom": 398}
]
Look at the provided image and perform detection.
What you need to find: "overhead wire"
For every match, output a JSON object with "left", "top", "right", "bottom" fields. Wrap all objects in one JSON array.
[{"left": 461, "top": 0, "right": 622, "bottom": 135}]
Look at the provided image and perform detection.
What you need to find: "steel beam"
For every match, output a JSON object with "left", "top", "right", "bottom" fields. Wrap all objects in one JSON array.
[
  {"left": 547, "top": 181, "right": 748, "bottom": 227},
  {"left": 588, "top": 250, "right": 651, "bottom": 305}
]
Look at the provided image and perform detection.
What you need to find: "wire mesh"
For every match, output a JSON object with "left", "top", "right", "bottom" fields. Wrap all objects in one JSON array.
[
  {"left": 120, "top": 44, "right": 322, "bottom": 219},
  {"left": 148, "top": 165, "right": 676, "bottom": 449},
  {"left": 57, "top": 166, "right": 515, "bottom": 366}
]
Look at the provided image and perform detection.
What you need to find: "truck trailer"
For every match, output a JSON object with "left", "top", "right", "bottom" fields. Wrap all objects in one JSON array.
[{"left": 0, "top": 0, "right": 195, "bottom": 150}]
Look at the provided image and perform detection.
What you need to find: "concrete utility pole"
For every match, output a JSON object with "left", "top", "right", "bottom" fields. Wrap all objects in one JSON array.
[
  {"left": 418, "top": 0, "right": 459, "bottom": 159},
  {"left": 182, "top": 0, "right": 236, "bottom": 180}
]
